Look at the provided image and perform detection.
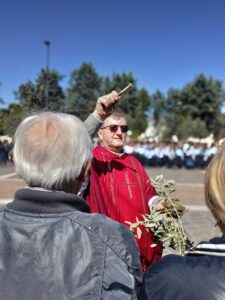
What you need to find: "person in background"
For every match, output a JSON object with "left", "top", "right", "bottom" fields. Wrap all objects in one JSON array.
[
  {"left": 139, "top": 143, "right": 225, "bottom": 300},
  {"left": 86, "top": 112, "right": 163, "bottom": 272},
  {"left": 0, "top": 94, "right": 143, "bottom": 300}
]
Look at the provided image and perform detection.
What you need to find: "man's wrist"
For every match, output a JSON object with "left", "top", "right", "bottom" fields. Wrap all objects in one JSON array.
[
  {"left": 92, "top": 111, "right": 104, "bottom": 122},
  {"left": 148, "top": 195, "right": 160, "bottom": 211}
]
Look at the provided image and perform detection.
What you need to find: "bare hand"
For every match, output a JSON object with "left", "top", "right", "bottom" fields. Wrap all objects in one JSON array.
[
  {"left": 155, "top": 200, "right": 166, "bottom": 211},
  {"left": 93, "top": 91, "right": 121, "bottom": 121}
]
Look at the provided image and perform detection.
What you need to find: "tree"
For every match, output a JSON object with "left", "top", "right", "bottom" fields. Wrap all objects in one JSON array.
[
  {"left": 67, "top": 63, "right": 101, "bottom": 120},
  {"left": 0, "top": 103, "right": 25, "bottom": 136},
  {"left": 101, "top": 72, "right": 151, "bottom": 134},
  {"left": 101, "top": 72, "right": 138, "bottom": 117},
  {"left": 182, "top": 74, "right": 225, "bottom": 135},
  {"left": 137, "top": 88, "right": 151, "bottom": 115},
  {"left": 15, "top": 69, "right": 65, "bottom": 113},
  {"left": 162, "top": 74, "right": 225, "bottom": 139},
  {"left": 149, "top": 90, "right": 166, "bottom": 126},
  {"left": 163, "top": 115, "right": 208, "bottom": 140},
  {"left": 127, "top": 88, "right": 150, "bottom": 135},
  {"left": 0, "top": 109, "right": 8, "bottom": 135},
  {"left": 164, "top": 88, "right": 182, "bottom": 116}
]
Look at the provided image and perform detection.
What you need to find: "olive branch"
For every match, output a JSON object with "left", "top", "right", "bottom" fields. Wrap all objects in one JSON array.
[{"left": 127, "top": 175, "right": 193, "bottom": 256}]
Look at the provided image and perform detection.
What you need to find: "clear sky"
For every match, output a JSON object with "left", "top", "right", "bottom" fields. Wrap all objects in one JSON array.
[{"left": 1, "top": 0, "right": 225, "bottom": 107}]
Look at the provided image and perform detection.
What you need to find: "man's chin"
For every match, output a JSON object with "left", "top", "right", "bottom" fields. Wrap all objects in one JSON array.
[
  {"left": 113, "top": 142, "right": 123, "bottom": 148},
  {"left": 113, "top": 145, "right": 123, "bottom": 152}
]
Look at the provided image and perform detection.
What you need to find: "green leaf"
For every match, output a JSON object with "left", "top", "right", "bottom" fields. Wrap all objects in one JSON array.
[
  {"left": 136, "top": 227, "right": 142, "bottom": 239},
  {"left": 127, "top": 174, "right": 193, "bottom": 256}
]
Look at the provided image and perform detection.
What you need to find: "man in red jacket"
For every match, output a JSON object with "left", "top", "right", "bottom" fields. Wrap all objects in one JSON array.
[{"left": 86, "top": 112, "right": 162, "bottom": 272}]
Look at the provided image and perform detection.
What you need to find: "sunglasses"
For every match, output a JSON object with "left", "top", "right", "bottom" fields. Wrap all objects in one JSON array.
[{"left": 101, "top": 124, "right": 129, "bottom": 133}]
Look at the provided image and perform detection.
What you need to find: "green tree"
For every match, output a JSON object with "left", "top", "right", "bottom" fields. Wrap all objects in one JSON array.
[
  {"left": 127, "top": 88, "right": 150, "bottom": 135},
  {"left": 163, "top": 115, "right": 208, "bottom": 140},
  {"left": 15, "top": 69, "right": 65, "bottom": 113},
  {"left": 0, "top": 109, "right": 8, "bottom": 135},
  {"left": 149, "top": 90, "right": 166, "bottom": 126},
  {"left": 215, "top": 113, "right": 225, "bottom": 140},
  {"left": 164, "top": 88, "right": 182, "bottom": 115},
  {"left": 182, "top": 74, "right": 225, "bottom": 135},
  {"left": 0, "top": 103, "right": 25, "bottom": 136},
  {"left": 101, "top": 72, "right": 138, "bottom": 117},
  {"left": 67, "top": 63, "right": 101, "bottom": 120},
  {"left": 163, "top": 74, "right": 225, "bottom": 139},
  {"left": 101, "top": 72, "right": 151, "bottom": 134}
]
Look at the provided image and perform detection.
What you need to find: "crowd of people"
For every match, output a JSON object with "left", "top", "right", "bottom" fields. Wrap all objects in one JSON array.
[
  {"left": 0, "top": 90, "right": 225, "bottom": 299},
  {"left": 125, "top": 140, "right": 217, "bottom": 169},
  {"left": 1, "top": 129, "right": 218, "bottom": 171}
]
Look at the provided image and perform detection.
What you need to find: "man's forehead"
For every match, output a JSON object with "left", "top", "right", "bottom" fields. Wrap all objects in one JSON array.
[{"left": 104, "top": 116, "right": 126, "bottom": 126}]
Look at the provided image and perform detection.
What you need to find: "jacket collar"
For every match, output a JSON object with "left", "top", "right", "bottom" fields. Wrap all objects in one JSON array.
[
  {"left": 188, "top": 237, "right": 225, "bottom": 257},
  {"left": 95, "top": 145, "right": 125, "bottom": 159},
  {"left": 6, "top": 188, "right": 90, "bottom": 214}
]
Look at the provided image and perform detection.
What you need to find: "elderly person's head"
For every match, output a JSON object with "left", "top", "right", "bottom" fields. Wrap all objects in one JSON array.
[
  {"left": 98, "top": 113, "right": 128, "bottom": 153},
  {"left": 14, "top": 112, "right": 92, "bottom": 194},
  {"left": 205, "top": 145, "right": 225, "bottom": 233}
]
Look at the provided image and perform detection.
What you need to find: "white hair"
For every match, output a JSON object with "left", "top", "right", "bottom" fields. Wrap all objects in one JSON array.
[{"left": 13, "top": 112, "right": 92, "bottom": 189}]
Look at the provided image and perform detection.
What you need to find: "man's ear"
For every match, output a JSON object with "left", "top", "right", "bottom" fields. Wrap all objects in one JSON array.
[
  {"left": 98, "top": 129, "right": 103, "bottom": 140},
  {"left": 98, "top": 128, "right": 103, "bottom": 141}
]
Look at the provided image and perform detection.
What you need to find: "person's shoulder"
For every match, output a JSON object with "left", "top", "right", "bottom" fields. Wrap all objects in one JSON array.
[
  {"left": 146, "top": 252, "right": 217, "bottom": 280},
  {"left": 139, "top": 255, "right": 182, "bottom": 299},
  {"left": 143, "top": 254, "right": 194, "bottom": 288},
  {"left": 148, "top": 254, "right": 183, "bottom": 271},
  {"left": 72, "top": 212, "right": 141, "bottom": 267},
  {"left": 92, "top": 145, "right": 103, "bottom": 155},
  {"left": 141, "top": 252, "right": 225, "bottom": 300},
  {"left": 86, "top": 212, "right": 139, "bottom": 247},
  {"left": 148, "top": 253, "right": 197, "bottom": 273},
  {"left": 140, "top": 254, "right": 189, "bottom": 299}
]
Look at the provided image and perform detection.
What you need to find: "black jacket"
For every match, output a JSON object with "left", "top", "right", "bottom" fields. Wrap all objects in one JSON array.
[
  {"left": 0, "top": 188, "right": 143, "bottom": 300},
  {"left": 140, "top": 237, "right": 225, "bottom": 300}
]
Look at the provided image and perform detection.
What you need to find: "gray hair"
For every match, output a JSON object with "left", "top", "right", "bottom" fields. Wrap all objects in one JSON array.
[
  {"left": 13, "top": 112, "right": 92, "bottom": 189},
  {"left": 102, "top": 112, "right": 126, "bottom": 127}
]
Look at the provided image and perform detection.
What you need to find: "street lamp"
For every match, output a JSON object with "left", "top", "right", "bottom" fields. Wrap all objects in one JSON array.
[{"left": 44, "top": 40, "right": 50, "bottom": 109}]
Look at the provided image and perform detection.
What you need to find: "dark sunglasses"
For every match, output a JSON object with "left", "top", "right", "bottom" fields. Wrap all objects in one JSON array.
[{"left": 101, "top": 124, "right": 129, "bottom": 133}]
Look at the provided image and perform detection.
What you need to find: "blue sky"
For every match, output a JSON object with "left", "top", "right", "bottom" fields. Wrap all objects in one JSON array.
[{"left": 1, "top": 0, "right": 225, "bottom": 107}]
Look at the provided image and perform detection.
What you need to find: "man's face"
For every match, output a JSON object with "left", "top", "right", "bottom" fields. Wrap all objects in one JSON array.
[{"left": 98, "top": 116, "right": 128, "bottom": 153}]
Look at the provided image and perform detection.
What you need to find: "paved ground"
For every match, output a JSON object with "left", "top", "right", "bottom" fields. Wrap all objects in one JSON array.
[{"left": 0, "top": 164, "right": 221, "bottom": 251}]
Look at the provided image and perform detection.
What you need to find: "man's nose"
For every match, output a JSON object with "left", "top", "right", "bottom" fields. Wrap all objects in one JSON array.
[{"left": 116, "top": 127, "right": 123, "bottom": 134}]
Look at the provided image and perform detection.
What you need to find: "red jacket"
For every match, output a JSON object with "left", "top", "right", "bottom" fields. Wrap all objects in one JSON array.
[{"left": 86, "top": 145, "right": 162, "bottom": 272}]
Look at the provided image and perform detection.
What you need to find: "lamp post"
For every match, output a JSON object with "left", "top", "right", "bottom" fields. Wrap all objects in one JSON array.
[{"left": 44, "top": 40, "right": 50, "bottom": 109}]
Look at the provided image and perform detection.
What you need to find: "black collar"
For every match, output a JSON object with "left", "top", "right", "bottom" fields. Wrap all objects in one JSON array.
[
  {"left": 6, "top": 188, "right": 90, "bottom": 214},
  {"left": 188, "top": 237, "right": 225, "bottom": 257}
]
